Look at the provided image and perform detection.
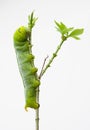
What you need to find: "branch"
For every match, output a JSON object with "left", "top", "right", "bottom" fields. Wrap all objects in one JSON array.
[
  {"left": 39, "top": 56, "right": 49, "bottom": 79},
  {"left": 40, "top": 21, "right": 84, "bottom": 78},
  {"left": 40, "top": 39, "right": 64, "bottom": 78},
  {"left": 28, "top": 11, "right": 39, "bottom": 130}
]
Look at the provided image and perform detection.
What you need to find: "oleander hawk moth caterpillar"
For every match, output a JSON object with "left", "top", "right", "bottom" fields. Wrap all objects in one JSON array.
[{"left": 13, "top": 26, "right": 40, "bottom": 110}]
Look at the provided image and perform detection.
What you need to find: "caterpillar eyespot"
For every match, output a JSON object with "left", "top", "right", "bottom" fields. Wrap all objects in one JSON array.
[{"left": 13, "top": 26, "right": 40, "bottom": 110}]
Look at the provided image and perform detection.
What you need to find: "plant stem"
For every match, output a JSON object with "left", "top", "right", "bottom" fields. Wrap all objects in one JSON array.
[
  {"left": 28, "top": 29, "right": 39, "bottom": 130},
  {"left": 35, "top": 39, "right": 64, "bottom": 130},
  {"left": 39, "top": 56, "right": 49, "bottom": 79},
  {"left": 40, "top": 39, "right": 64, "bottom": 78},
  {"left": 28, "top": 30, "right": 39, "bottom": 130},
  {"left": 35, "top": 87, "right": 39, "bottom": 130},
  {"left": 28, "top": 12, "right": 39, "bottom": 130},
  {"left": 35, "top": 56, "right": 49, "bottom": 130}
]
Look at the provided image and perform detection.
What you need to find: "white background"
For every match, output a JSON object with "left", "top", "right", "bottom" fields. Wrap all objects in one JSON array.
[{"left": 0, "top": 0, "right": 90, "bottom": 130}]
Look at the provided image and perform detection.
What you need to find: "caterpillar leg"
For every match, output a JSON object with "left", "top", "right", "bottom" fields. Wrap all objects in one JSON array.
[
  {"left": 24, "top": 87, "right": 40, "bottom": 110},
  {"left": 25, "top": 100, "right": 39, "bottom": 111}
]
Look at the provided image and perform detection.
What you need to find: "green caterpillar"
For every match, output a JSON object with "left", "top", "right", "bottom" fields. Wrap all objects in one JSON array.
[{"left": 13, "top": 26, "right": 40, "bottom": 110}]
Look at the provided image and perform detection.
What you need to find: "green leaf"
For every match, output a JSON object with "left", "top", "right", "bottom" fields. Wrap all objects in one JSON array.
[
  {"left": 55, "top": 21, "right": 84, "bottom": 41},
  {"left": 69, "top": 29, "right": 84, "bottom": 36},
  {"left": 62, "top": 27, "right": 74, "bottom": 34},
  {"left": 54, "top": 20, "right": 60, "bottom": 28},
  {"left": 28, "top": 11, "right": 38, "bottom": 29},
  {"left": 55, "top": 21, "right": 74, "bottom": 35},
  {"left": 55, "top": 27, "right": 61, "bottom": 32},
  {"left": 60, "top": 22, "right": 67, "bottom": 31},
  {"left": 55, "top": 21, "right": 68, "bottom": 34},
  {"left": 70, "top": 35, "right": 80, "bottom": 40},
  {"left": 55, "top": 21, "right": 62, "bottom": 33}
]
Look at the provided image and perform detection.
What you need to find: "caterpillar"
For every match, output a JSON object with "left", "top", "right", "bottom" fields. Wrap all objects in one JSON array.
[{"left": 13, "top": 26, "right": 40, "bottom": 110}]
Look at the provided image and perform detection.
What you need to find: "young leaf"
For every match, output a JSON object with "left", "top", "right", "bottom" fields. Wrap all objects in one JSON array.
[
  {"left": 55, "top": 21, "right": 74, "bottom": 35},
  {"left": 54, "top": 20, "right": 61, "bottom": 28},
  {"left": 70, "top": 35, "right": 80, "bottom": 40},
  {"left": 55, "top": 21, "right": 84, "bottom": 41},
  {"left": 55, "top": 20, "right": 62, "bottom": 33},
  {"left": 55, "top": 21, "right": 68, "bottom": 34},
  {"left": 69, "top": 29, "right": 84, "bottom": 36},
  {"left": 28, "top": 11, "right": 38, "bottom": 29},
  {"left": 62, "top": 27, "right": 74, "bottom": 34},
  {"left": 60, "top": 22, "right": 67, "bottom": 31}
]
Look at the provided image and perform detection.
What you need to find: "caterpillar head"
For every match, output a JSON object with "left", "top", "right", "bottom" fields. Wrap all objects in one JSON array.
[{"left": 14, "top": 26, "right": 29, "bottom": 42}]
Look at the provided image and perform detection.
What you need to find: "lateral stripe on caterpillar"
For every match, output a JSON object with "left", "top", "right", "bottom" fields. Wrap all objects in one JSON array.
[{"left": 13, "top": 26, "right": 40, "bottom": 110}]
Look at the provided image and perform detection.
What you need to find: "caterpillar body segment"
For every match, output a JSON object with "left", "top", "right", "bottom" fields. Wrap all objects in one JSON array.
[{"left": 13, "top": 26, "right": 40, "bottom": 110}]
